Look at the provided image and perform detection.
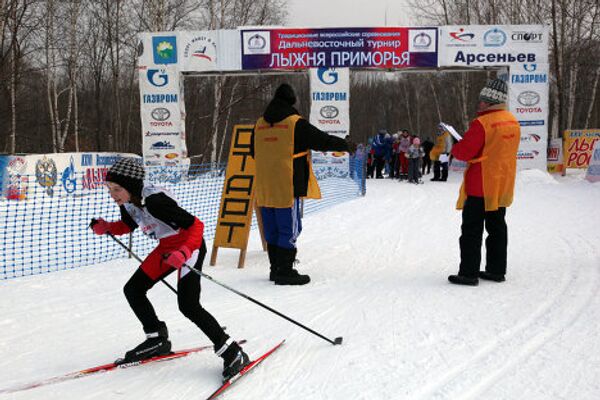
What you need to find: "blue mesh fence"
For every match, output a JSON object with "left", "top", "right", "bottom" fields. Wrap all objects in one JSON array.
[{"left": 1, "top": 156, "right": 365, "bottom": 280}]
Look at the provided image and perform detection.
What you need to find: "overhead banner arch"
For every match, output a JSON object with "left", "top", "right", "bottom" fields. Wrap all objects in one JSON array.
[{"left": 137, "top": 24, "right": 549, "bottom": 170}]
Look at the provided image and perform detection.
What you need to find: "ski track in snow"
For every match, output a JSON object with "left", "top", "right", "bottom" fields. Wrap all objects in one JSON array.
[
  {"left": 410, "top": 233, "right": 600, "bottom": 400},
  {"left": 1, "top": 170, "right": 600, "bottom": 400}
]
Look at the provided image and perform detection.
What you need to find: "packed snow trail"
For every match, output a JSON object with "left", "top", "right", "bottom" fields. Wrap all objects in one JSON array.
[{"left": 1, "top": 170, "right": 599, "bottom": 399}]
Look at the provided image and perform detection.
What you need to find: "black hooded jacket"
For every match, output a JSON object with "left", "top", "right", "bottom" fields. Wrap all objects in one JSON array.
[{"left": 251, "top": 98, "right": 349, "bottom": 198}]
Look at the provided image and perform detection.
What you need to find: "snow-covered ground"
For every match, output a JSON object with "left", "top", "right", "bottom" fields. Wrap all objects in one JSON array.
[{"left": 1, "top": 169, "right": 599, "bottom": 400}]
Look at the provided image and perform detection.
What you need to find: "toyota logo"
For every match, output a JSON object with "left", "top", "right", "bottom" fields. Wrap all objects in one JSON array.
[
  {"left": 517, "top": 91, "right": 540, "bottom": 106},
  {"left": 320, "top": 105, "right": 339, "bottom": 119},
  {"left": 151, "top": 107, "right": 171, "bottom": 121}
]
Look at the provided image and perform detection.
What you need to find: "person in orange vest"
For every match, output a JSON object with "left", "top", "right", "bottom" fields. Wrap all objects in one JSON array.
[
  {"left": 252, "top": 83, "right": 354, "bottom": 285},
  {"left": 430, "top": 125, "right": 453, "bottom": 181},
  {"left": 447, "top": 78, "right": 520, "bottom": 286}
]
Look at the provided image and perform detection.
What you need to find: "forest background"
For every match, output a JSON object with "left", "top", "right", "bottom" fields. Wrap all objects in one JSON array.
[{"left": 1, "top": 0, "right": 598, "bottom": 164}]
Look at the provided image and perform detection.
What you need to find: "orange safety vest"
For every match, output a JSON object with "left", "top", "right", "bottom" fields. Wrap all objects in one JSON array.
[
  {"left": 456, "top": 110, "right": 520, "bottom": 211},
  {"left": 254, "top": 115, "right": 321, "bottom": 208}
]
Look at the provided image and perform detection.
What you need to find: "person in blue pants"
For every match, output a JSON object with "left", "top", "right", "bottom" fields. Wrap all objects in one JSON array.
[{"left": 252, "top": 83, "right": 353, "bottom": 285}]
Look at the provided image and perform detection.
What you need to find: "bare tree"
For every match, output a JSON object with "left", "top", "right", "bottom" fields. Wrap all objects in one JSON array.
[
  {"left": 196, "top": 0, "right": 287, "bottom": 164},
  {"left": 3, "top": 0, "right": 34, "bottom": 153}
]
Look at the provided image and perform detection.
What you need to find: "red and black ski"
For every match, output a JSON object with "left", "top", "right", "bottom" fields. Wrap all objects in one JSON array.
[
  {"left": 206, "top": 339, "right": 285, "bottom": 400},
  {"left": 0, "top": 340, "right": 246, "bottom": 394}
]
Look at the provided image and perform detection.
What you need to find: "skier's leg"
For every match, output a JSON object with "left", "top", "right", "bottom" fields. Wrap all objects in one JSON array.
[
  {"left": 177, "top": 242, "right": 249, "bottom": 380},
  {"left": 120, "top": 252, "right": 173, "bottom": 363},
  {"left": 123, "top": 251, "right": 165, "bottom": 333},
  {"left": 177, "top": 242, "right": 227, "bottom": 345}
]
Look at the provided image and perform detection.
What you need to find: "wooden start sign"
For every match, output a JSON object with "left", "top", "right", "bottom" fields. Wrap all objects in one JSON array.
[{"left": 210, "top": 125, "right": 265, "bottom": 268}]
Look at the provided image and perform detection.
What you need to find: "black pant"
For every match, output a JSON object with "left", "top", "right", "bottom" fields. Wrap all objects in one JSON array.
[
  {"left": 433, "top": 160, "right": 448, "bottom": 181},
  {"left": 123, "top": 241, "right": 227, "bottom": 348},
  {"left": 422, "top": 156, "right": 431, "bottom": 175},
  {"left": 408, "top": 158, "right": 421, "bottom": 181},
  {"left": 374, "top": 156, "right": 385, "bottom": 178},
  {"left": 459, "top": 197, "right": 508, "bottom": 278}
]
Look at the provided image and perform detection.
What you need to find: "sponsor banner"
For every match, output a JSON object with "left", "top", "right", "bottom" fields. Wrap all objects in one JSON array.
[
  {"left": 139, "top": 42, "right": 187, "bottom": 166},
  {"left": 137, "top": 32, "right": 177, "bottom": 67},
  {"left": 547, "top": 138, "right": 564, "bottom": 173},
  {"left": 312, "top": 150, "right": 351, "bottom": 179},
  {"left": 509, "top": 69, "right": 548, "bottom": 121},
  {"left": 139, "top": 65, "right": 179, "bottom": 93},
  {"left": 520, "top": 131, "right": 544, "bottom": 144},
  {"left": 310, "top": 67, "right": 350, "bottom": 170},
  {"left": 585, "top": 140, "right": 600, "bottom": 182},
  {"left": 310, "top": 67, "right": 349, "bottom": 137},
  {"left": 178, "top": 30, "right": 241, "bottom": 72},
  {"left": 563, "top": 129, "right": 600, "bottom": 168},
  {"left": 509, "top": 62, "right": 549, "bottom": 171},
  {"left": 510, "top": 62, "right": 548, "bottom": 86},
  {"left": 241, "top": 27, "right": 438, "bottom": 70},
  {"left": 439, "top": 25, "right": 548, "bottom": 67},
  {"left": 517, "top": 139, "right": 548, "bottom": 171},
  {"left": 0, "top": 153, "right": 139, "bottom": 199}
]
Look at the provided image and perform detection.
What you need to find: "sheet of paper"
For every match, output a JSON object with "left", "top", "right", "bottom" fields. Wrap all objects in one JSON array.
[{"left": 440, "top": 122, "right": 462, "bottom": 141}]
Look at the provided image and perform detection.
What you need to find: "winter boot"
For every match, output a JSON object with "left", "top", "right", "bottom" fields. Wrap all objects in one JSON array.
[
  {"left": 479, "top": 271, "right": 506, "bottom": 282},
  {"left": 116, "top": 322, "right": 171, "bottom": 364},
  {"left": 448, "top": 274, "right": 479, "bottom": 286},
  {"left": 267, "top": 244, "right": 278, "bottom": 281},
  {"left": 274, "top": 247, "right": 310, "bottom": 285},
  {"left": 216, "top": 338, "right": 250, "bottom": 382}
]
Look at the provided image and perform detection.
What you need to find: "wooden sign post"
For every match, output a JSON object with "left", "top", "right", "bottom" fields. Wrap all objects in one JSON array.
[{"left": 210, "top": 125, "right": 265, "bottom": 268}]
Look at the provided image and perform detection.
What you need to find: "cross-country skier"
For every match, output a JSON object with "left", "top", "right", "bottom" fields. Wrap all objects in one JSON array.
[{"left": 91, "top": 157, "right": 249, "bottom": 380}]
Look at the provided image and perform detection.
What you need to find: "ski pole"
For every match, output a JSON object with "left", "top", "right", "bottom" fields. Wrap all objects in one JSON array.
[
  {"left": 89, "top": 220, "right": 178, "bottom": 295},
  {"left": 106, "top": 233, "right": 178, "bottom": 295},
  {"left": 184, "top": 264, "right": 343, "bottom": 346},
  {"left": 106, "top": 233, "right": 342, "bottom": 346}
]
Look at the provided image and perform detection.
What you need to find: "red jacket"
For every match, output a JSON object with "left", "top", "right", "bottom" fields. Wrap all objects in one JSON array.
[{"left": 451, "top": 111, "right": 493, "bottom": 197}]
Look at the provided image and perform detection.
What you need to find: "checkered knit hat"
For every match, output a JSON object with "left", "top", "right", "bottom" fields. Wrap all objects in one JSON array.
[
  {"left": 105, "top": 158, "right": 144, "bottom": 197},
  {"left": 479, "top": 78, "right": 508, "bottom": 104}
]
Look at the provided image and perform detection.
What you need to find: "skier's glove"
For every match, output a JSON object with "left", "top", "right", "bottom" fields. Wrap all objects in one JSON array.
[
  {"left": 163, "top": 246, "right": 192, "bottom": 269},
  {"left": 90, "top": 218, "right": 110, "bottom": 235}
]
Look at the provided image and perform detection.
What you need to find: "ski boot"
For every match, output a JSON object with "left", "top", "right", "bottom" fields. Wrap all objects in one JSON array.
[
  {"left": 216, "top": 338, "right": 250, "bottom": 382},
  {"left": 116, "top": 322, "right": 172, "bottom": 365},
  {"left": 273, "top": 248, "right": 310, "bottom": 285},
  {"left": 267, "top": 244, "right": 278, "bottom": 282}
]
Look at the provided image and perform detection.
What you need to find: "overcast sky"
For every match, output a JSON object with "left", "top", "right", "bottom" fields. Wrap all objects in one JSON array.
[{"left": 285, "top": 0, "right": 416, "bottom": 28}]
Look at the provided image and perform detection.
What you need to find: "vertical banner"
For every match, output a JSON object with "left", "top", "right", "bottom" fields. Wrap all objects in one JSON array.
[
  {"left": 212, "top": 125, "right": 256, "bottom": 268},
  {"left": 138, "top": 33, "right": 187, "bottom": 168},
  {"left": 439, "top": 25, "right": 549, "bottom": 170},
  {"left": 138, "top": 30, "right": 241, "bottom": 168},
  {"left": 510, "top": 62, "right": 549, "bottom": 170},
  {"left": 585, "top": 141, "right": 600, "bottom": 182},
  {"left": 563, "top": 129, "right": 600, "bottom": 168},
  {"left": 309, "top": 67, "right": 350, "bottom": 176}
]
